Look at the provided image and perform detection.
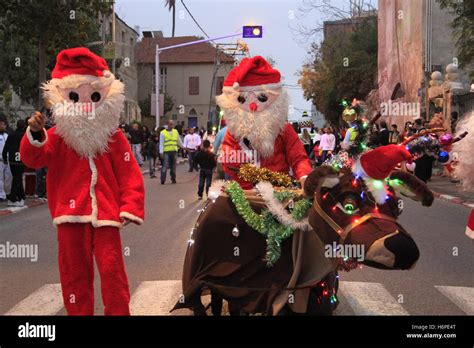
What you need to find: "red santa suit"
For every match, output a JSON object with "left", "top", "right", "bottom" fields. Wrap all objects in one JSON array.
[
  {"left": 216, "top": 56, "right": 312, "bottom": 189},
  {"left": 19, "top": 47, "right": 144, "bottom": 315},
  {"left": 221, "top": 123, "right": 312, "bottom": 189}
]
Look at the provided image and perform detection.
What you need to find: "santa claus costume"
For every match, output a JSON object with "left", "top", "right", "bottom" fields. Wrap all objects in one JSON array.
[
  {"left": 20, "top": 47, "right": 145, "bottom": 315},
  {"left": 452, "top": 111, "right": 474, "bottom": 240},
  {"left": 216, "top": 56, "right": 312, "bottom": 189}
]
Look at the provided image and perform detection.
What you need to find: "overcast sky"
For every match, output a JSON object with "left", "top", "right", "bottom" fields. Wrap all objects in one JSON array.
[{"left": 115, "top": 0, "right": 361, "bottom": 119}]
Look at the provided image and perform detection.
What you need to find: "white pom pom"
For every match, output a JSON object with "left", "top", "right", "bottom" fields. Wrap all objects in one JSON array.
[{"left": 406, "top": 162, "right": 416, "bottom": 172}]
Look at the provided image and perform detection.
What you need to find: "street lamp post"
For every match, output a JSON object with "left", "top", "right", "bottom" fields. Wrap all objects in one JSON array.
[{"left": 153, "top": 27, "right": 262, "bottom": 130}]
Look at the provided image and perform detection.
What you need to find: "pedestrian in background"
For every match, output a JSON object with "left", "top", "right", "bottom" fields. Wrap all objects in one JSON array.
[
  {"left": 300, "top": 128, "right": 312, "bottom": 156},
  {"left": 141, "top": 125, "right": 151, "bottom": 161},
  {"left": 159, "top": 120, "right": 183, "bottom": 184},
  {"left": 146, "top": 133, "right": 159, "bottom": 178},
  {"left": 2, "top": 119, "right": 27, "bottom": 206},
  {"left": 389, "top": 124, "right": 401, "bottom": 144},
  {"left": 129, "top": 122, "right": 144, "bottom": 166},
  {"left": 319, "top": 127, "right": 336, "bottom": 163},
  {"left": 183, "top": 127, "right": 201, "bottom": 172},
  {"left": 0, "top": 116, "right": 12, "bottom": 202},
  {"left": 413, "top": 118, "right": 434, "bottom": 182},
  {"left": 194, "top": 140, "right": 216, "bottom": 200}
]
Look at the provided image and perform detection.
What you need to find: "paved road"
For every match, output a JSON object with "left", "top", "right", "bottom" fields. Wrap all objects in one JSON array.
[{"left": 1, "top": 163, "right": 473, "bottom": 315}]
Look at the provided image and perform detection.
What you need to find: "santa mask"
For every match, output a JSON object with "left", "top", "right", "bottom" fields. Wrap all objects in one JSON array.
[
  {"left": 42, "top": 47, "right": 125, "bottom": 158},
  {"left": 216, "top": 56, "right": 289, "bottom": 158}
]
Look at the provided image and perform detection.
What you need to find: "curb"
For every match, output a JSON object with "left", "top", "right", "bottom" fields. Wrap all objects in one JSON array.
[
  {"left": 1, "top": 159, "right": 190, "bottom": 217},
  {"left": 0, "top": 199, "right": 47, "bottom": 217},
  {"left": 431, "top": 191, "right": 474, "bottom": 209}
]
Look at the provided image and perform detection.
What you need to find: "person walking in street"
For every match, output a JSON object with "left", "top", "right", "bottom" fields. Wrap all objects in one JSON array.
[
  {"left": 141, "top": 125, "right": 151, "bottom": 161},
  {"left": 0, "top": 116, "right": 12, "bottom": 202},
  {"left": 389, "top": 124, "right": 401, "bottom": 144},
  {"left": 194, "top": 140, "right": 216, "bottom": 200},
  {"left": 2, "top": 119, "right": 27, "bottom": 207},
  {"left": 319, "top": 126, "right": 336, "bottom": 163},
  {"left": 413, "top": 118, "right": 435, "bottom": 182},
  {"left": 300, "top": 128, "right": 313, "bottom": 156},
  {"left": 183, "top": 127, "right": 201, "bottom": 172},
  {"left": 376, "top": 121, "right": 390, "bottom": 146},
  {"left": 159, "top": 120, "right": 183, "bottom": 184},
  {"left": 146, "top": 133, "right": 159, "bottom": 178},
  {"left": 129, "top": 122, "right": 144, "bottom": 166}
]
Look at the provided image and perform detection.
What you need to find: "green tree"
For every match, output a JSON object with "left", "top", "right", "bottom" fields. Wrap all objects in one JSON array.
[
  {"left": 298, "top": 17, "right": 377, "bottom": 125},
  {"left": 437, "top": 0, "right": 474, "bottom": 78},
  {"left": 0, "top": 0, "right": 112, "bottom": 109}
]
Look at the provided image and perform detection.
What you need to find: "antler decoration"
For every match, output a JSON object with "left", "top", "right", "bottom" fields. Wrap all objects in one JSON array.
[{"left": 400, "top": 128, "right": 446, "bottom": 145}]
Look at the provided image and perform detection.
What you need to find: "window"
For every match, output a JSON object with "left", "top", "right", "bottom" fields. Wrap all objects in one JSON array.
[
  {"left": 152, "top": 67, "right": 167, "bottom": 93},
  {"left": 160, "top": 67, "right": 167, "bottom": 94},
  {"left": 189, "top": 76, "right": 199, "bottom": 95},
  {"left": 215, "top": 76, "right": 225, "bottom": 95}
]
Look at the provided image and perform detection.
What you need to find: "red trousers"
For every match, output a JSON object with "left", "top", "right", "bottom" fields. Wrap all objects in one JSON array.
[{"left": 57, "top": 223, "right": 130, "bottom": 315}]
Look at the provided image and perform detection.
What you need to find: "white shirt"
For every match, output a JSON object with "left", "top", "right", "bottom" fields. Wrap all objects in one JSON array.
[
  {"left": 183, "top": 133, "right": 202, "bottom": 151},
  {"left": 320, "top": 133, "right": 336, "bottom": 151},
  {"left": 0, "top": 132, "right": 8, "bottom": 160}
]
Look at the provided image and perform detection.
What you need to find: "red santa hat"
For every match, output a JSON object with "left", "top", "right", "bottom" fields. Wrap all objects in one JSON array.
[
  {"left": 223, "top": 56, "right": 281, "bottom": 92},
  {"left": 466, "top": 210, "right": 474, "bottom": 240},
  {"left": 353, "top": 144, "right": 413, "bottom": 203},
  {"left": 49, "top": 47, "right": 114, "bottom": 89}
]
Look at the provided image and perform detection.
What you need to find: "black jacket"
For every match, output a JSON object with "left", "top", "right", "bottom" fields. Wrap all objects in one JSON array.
[{"left": 2, "top": 128, "right": 25, "bottom": 164}]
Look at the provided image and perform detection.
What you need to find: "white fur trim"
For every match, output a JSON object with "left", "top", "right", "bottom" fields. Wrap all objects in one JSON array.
[
  {"left": 256, "top": 181, "right": 312, "bottom": 231},
  {"left": 223, "top": 82, "right": 282, "bottom": 92},
  {"left": 120, "top": 212, "right": 144, "bottom": 225},
  {"left": 52, "top": 215, "right": 123, "bottom": 228},
  {"left": 48, "top": 73, "right": 115, "bottom": 90},
  {"left": 466, "top": 226, "right": 474, "bottom": 240},
  {"left": 353, "top": 158, "right": 388, "bottom": 204},
  {"left": 26, "top": 126, "right": 48, "bottom": 147},
  {"left": 208, "top": 180, "right": 228, "bottom": 201}
]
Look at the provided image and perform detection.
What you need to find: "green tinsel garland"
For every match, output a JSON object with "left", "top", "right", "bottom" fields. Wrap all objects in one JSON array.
[{"left": 225, "top": 181, "right": 312, "bottom": 266}]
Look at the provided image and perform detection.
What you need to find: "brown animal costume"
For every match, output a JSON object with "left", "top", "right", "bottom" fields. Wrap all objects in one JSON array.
[{"left": 173, "top": 144, "right": 434, "bottom": 315}]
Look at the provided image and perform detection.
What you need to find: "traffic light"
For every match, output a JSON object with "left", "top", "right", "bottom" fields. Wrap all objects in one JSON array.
[{"left": 243, "top": 25, "right": 263, "bottom": 38}]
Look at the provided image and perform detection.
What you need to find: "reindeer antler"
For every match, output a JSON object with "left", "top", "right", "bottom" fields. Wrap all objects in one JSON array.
[{"left": 400, "top": 128, "right": 446, "bottom": 145}]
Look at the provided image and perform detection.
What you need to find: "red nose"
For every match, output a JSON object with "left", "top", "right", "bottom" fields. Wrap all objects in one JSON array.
[{"left": 249, "top": 102, "right": 258, "bottom": 112}]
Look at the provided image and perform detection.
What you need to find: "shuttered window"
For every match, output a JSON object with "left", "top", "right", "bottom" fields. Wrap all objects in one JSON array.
[{"left": 189, "top": 76, "right": 199, "bottom": 95}]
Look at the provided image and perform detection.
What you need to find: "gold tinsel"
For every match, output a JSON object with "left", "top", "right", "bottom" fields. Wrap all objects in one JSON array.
[{"left": 237, "top": 164, "right": 294, "bottom": 187}]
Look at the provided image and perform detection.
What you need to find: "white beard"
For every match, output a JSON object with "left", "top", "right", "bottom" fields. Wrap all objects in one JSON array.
[
  {"left": 50, "top": 80, "right": 125, "bottom": 158},
  {"left": 216, "top": 89, "right": 289, "bottom": 158}
]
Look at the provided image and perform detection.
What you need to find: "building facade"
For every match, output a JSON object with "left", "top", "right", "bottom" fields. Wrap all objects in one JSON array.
[
  {"left": 136, "top": 32, "right": 235, "bottom": 130},
  {"left": 377, "top": 0, "right": 473, "bottom": 130},
  {"left": 101, "top": 13, "right": 140, "bottom": 124}
]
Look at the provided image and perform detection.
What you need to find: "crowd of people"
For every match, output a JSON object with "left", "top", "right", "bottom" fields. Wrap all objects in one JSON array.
[
  {"left": 0, "top": 110, "right": 451, "bottom": 207},
  {"left": 295, "top": 117, "right": 437, "bottom": 183}
]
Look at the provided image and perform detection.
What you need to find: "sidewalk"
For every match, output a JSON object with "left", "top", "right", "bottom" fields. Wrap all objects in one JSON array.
[
  {"left": 427, "top": 175, "right": 474, "bottom": 209},
  {"left": 0, "top": 157, "right": 189, "bottom": 217}
]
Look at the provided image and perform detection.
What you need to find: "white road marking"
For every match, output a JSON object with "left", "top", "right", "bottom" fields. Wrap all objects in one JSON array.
[
  {"left": 435, "top": 285, "right": 474, "bottom": 315},
  {"left": 5, "top": 284, "right": 63, "bottom": 315},
  {"left": 130, "top": 280, "right": 190, "bottom": 315},
  {"left": 339, "top": 281, "right": 408, "bottom": 315}
]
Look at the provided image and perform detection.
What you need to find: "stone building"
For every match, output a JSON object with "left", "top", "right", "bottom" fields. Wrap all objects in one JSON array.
[{"left": 136, "top": 32, "right": 235, "bottom": 130}]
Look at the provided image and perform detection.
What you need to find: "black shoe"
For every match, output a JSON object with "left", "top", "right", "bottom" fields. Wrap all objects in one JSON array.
[
  {"left": 161, "top": 181, "right": 165, "bottom": 185},
  {"left": 172, "top": 179, "right": 176, "bottom": 184},
  {"left": 150, "top": 174, "right": 157, "bottom": 178},
  {"left": 198, "top": 195, "right": 203, "bottom": 200},
  {"left": 188, "top": 170, "right": 193, "bottom": 172}
]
